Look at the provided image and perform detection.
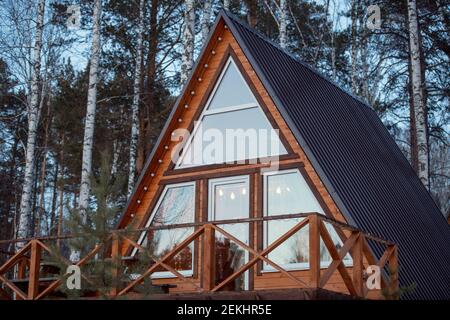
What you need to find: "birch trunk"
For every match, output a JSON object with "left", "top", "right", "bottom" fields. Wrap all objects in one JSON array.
[
  {"left": 350, "top": 0, "right": 358, "bottom": 94},
  {"left": 16, "top": 0, "right": 45, "bottom": 246},
  {"left": 407, "top": 0, "right": 429, "bottom": 188},
  {"left": 201, "top": 0, "right": 212, "bottom": 46},
  {"left": 223, "top": 0, "right": 230, "bottom": 10},
  {"left": 279, "top": 0, "right": 288, "bottom": 49},
  {"left": 72, "top": 0, "right": 102, "bottom": 261},
  {"left": 180, "top": 0, "right": 195, "bottom": 86},
  {"left": 127, "top": 0, "right": 145, "bottom": 198}
]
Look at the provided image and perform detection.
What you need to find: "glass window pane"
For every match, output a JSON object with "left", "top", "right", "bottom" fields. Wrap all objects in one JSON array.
[
  {"left": 210, "top": 178, "right": 249, "bottom": 290},
  {"left": 208, "top": 61, "right": 256, "bottom": 110},
  {"left": 264, "top": 170, "right": 325, "bottom": 270},
  {"left": 214, "top": 182, "right": 249, "bottom": 220},
  {"left": 140, "top": 184, "right": 195, "bottom": 274},
  {"left": 180, "top": 107, "right": 287, "bottom": 167},
  {"left": 266, "top": 171, "right": 324, "bottom": 216},
  {"left": 266, "top": 218, "right": 309, "bottom": 266}
]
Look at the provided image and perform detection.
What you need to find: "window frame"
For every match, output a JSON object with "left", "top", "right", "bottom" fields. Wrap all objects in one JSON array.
[
  {"left": 175, "top": 57, "right": 286, "bottom": 169},
  {"left": 131, "top": 181, "right": 196, "bottom": 279},
  {"left": 207, "top": 175, "right": 250, "bottom": 290},
  {"left": 261, "top": 168, "right": 352, "bottom": 272}
]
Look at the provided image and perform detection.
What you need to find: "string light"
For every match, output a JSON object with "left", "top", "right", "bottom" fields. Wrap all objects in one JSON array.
[
  {"left": 138, "top": 26, "right": 226, "bottom": 203},
  {"left": 241, "top": 188, "right": 247, "bottom": 195},
  {"left": 230, "top": 192, "right": 236, "bottom": 200},
  {"left": 276, "top": 186, "right": 282, "bottom": 194}
]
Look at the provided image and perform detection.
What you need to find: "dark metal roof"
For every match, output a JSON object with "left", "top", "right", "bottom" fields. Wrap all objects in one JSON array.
[{"left": 221, "top": 10, "right": 450, "bottom": 299}]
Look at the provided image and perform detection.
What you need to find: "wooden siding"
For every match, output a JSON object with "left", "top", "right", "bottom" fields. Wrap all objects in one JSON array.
[{"left": 119, "top": 18, "right": 363, "bottom": 297}]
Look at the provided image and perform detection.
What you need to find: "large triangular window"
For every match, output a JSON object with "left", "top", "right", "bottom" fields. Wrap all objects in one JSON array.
[{"left": 176, "top": 58, "right": 288, "bottom": 168}]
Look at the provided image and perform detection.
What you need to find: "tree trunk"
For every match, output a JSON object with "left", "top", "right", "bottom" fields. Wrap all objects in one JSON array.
[
  {"left": 128, "top": 0, "right": 145, "bottom": 198},
  {"left": 223, "top": 0, "right": 230, "bottom": 10},
  {"left": 35, "top": 98, "right": 51, "bottom": 237},
  {"left": 180, "top": 0, "right": 195, "bottom": 85},
  {"left": 50, "top": 161, "right": 58, "bottom": 235},
  {"left": 16, "top": 0, "right": 45, "bottom": 247},
  {"left": 350, "top": 0, "right": 359, "bottom": 95},
  {"left": 245, "top": 0, "right": 258, "bottom": 27},
  {"left": 279, "top": 0, "right": 288, "bottom": 49},
  {"left": 73, "top": 0, "right": 102, "bottom": 261},
  {"left": 201, "top": 0, "right": 212, "bottom": 46},
  {"left": 407, "top": 0, "right": 429, "bottom": 188}
]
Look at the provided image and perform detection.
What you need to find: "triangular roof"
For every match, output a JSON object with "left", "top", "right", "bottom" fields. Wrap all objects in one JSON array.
[{"left": 121, "top": 10, "right": 450, "bottom": 299}]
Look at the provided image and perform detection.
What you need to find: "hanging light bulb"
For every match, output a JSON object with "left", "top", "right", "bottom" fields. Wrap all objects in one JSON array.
[
  {"left": 241, "top": 187, "right": 247, "bottom": 195},
  {"left": 276, "top": 186, "right": 282, "bottom": 194},
  {"left": 218, "top": 189, "right": 224, "bottom": 197},
  {"left": 230, "top": 192, "right": 236, "bottom": 200}
]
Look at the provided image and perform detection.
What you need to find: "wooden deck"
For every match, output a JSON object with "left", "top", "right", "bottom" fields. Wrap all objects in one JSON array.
[{"left": 0, "top": 213, "right": 398, "bottom": 300}]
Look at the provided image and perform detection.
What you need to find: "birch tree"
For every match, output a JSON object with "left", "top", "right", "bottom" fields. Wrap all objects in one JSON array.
[
  {"left": 201, "top": 0, "right": 212, "bottom": 45},
  {"left": 407, "top": 0, "right": 429, "bottom": 188},
  {"left": 16, "top": 0, "right": 45, "bottom": 244},
  {"left": 127, "top": 0, "right": 145, "bottom": 198},
  {"left": 350, "top": 0, "right": 359, "bottom": 94},
  {"left": 72, "top": 0, "right": 102, "bottom": 261},
  {"left": 279, "top": 0, "right": 288, "bottom": 49},
  {"left": 223, "top": 0, "right": 230, "bottom": 11},
  {"left": 180, "top": 0, "right": 195, "bottom": 85}
]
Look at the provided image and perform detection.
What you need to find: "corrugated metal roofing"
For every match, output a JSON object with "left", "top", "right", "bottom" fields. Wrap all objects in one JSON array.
[{"left": 222, "top": 10, "right": 450, "bottom": 299}]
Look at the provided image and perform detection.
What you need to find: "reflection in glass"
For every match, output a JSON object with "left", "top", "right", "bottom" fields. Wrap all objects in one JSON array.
[
  {"left": 207, "top": 61, "right": 256, "bottom": 110},
  {"left": 210, "top": 178, "right": 249, "bottom": 290},
  {"left": 264, "top": 170, "right": 352, "bottom": 269},
  {"left": 141, "top": 184, "right": 195, "bottom": 274},
  {"left": 180, "top": 107, "right": 287, "bottom": 167}
]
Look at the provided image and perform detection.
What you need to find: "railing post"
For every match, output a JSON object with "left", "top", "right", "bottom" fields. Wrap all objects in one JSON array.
[
  {"left": 353, "top": 233, "right": 364, "bottom": 297},
  {"left": 309, "top": 214, "right": 320, "bottom": 288},
  {"left": 110, "top": 232, "right": 121, "bottom": 297},
  {"left": 28, "top": 240, "right": 41, "bottom": 300},
  {"left": 388, "top": 245, "right": 399, "bottom": 300},
  {"left": 203, "top": 224, "right": 215, "bottom": 291}
]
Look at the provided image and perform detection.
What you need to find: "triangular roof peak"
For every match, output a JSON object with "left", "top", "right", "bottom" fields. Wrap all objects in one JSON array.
[{"left": 120, "top": 10, "right": 450, "bottom": 299}]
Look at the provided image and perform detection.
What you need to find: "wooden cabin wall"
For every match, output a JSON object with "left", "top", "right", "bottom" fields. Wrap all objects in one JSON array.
[{"left": 120, "top": 19, "right": 366, "bottom": 297}]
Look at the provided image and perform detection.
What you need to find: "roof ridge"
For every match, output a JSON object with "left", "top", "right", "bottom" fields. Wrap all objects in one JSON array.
[{"left": 221, "top": 9, "right": 374, "bottom": 111}]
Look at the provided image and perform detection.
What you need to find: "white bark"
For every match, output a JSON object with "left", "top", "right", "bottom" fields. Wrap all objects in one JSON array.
[
  {"left": 223, "top": 0, "right": 230, "bottom": 10},
  {"left": 180, "top": 0, "right": 195, "bottom": 86},
  {"left": 127, "top": 0, "right": 145, "bottom": 198},
  {"left": 201, "top": 0, "right": 212, "bottom": 46},
  {"left": 407, "top": 0, "right": 429, "bottom": 188},
  {"left": 72, "top": 0, "right": 102, "bottom": 261},
  {"left": 16, "top": 0, "right": 45, "bottom": 245},
  {"left": 279, "top": 0, "right": 288, "bottom": 49},
  {"left": 350, "top": 0, "right": 358, "bottom": 94}
]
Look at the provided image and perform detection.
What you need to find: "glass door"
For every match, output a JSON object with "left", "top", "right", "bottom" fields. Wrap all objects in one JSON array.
[{"left": 208, "top": 175, "right": 249, "bottom": 290}]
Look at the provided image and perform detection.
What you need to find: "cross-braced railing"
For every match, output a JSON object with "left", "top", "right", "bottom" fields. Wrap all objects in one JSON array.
[{"left": 0, "top": 213, "right": 399, "bottom": 300}]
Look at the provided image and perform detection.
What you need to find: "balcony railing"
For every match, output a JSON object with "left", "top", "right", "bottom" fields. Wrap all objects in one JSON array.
[{"left": 0, "top": 212, "right": 398, "bottom": 300}]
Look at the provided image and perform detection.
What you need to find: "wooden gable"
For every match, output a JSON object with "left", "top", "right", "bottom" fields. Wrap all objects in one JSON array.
[{"left": 120, "top": 17, "right": 349, "bottom": 235}]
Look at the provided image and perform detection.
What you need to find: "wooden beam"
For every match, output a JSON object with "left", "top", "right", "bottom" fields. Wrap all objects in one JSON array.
[
  {"left": 28, "top": 240, "right": 41, "bottom": 299},
  {"left": 352, "top": 233, "right": 364, "bottom": 297},
  {"left": 110, "top": 233, "right": 120, "bottom": 296},
  {"left": 309, "top": 214, "right": 320, "bottom": 288},
  {"left": 202, "top": 224, "right": 215, "bottom": 291},
  {"left": 388, "top": 245, "right": 399, "bottom": 300}
]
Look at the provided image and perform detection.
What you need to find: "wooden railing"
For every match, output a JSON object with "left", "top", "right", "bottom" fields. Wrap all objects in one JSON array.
[{"left": 0, "top": 213, "right": 399, "bottom": 300}]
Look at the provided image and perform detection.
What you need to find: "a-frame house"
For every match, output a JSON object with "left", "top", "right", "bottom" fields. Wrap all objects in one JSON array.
[{"left": 117, "top": 10, "right": 450, "bottom": 300}]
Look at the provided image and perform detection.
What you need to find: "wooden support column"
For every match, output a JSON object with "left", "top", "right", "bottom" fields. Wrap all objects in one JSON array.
[
  {"left": 203, "top": 224, "right": 215, "bottom": 291},
  {"left": 110, "top": 233, "right": 121, "bottom": 297},
  {"left": 28, "top": 240, "right": 41, "bottom": 300},
  {"left": 309, "top": 214, "right": 320, "bottom": 288},
  {"left": 353, "top": 233, "right": 364, "bottom": 297},
  {"left": 388, "top": 245, "right": 399, "bottom": 300}
]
